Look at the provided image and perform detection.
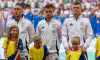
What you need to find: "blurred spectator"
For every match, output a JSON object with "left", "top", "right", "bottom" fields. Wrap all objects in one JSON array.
[
  {"left": 96, "top": 19, "right": 100, "bottom": 36},
  {"left": 21, "top": 0, "right": 26, "bottom": 9},
  {"left": 0, "top": 0, "right": 4, "bottom": 9},
  {"left": 89, "top": 9, "right": 97, "bottom": 37},
  {"left": 85, "top": 1, "right": 91, "bottom": 10},
  {"left": 38, "top": 11, "right": 44, "bottom": 21},
  {"left": 33, "top": 10, "right": 39, "bottom": 32},
  {"left": 4, "top": 1, "right": 8, "bottom": 8},
  {"left": 31, "top": 0, "right": 35, "bottom": 8},
  {"left": 35, "top": 2, "right": 39, "bottom": 8},
  {"left": 53, "top": 12, "right": 58, "bottom": 19},
  {"left": 59, "top": 14, "right": 66, "bottom": 24},
  {"left": 27, "top": 0, "right": 31, "bottom": 8},
  {"left": 26, "top": 9, "right": 34, "bottom": 22},
  {"left": 8, "top": 0, "right": 13, "bottom": 8}
]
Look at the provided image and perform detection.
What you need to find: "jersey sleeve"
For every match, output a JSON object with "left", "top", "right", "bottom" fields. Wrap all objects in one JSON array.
[
  {"left": 95, "top": 37, "right": 100, "bottom": 50},
  {"left": 43, "top": 45, "right": 49, "bottom": 56},
  {"left": 79, "top": 52, "right": 86, "bottom": 60},
  {"left": 28, "top": 47, "right": 33, "bottom": 58},
  {"left": 27, "top": 21, "right": 35, "bottom": 44},
  {"left": 62, "top": 19, "right": 69, "bottom": 48},
  {"left": 18, "top": 39, "right": 23, "bottom": 50},
  {"left": 2, "top": 38, "right": 7, "bottom": 49},
  {"left": 83, "top": 18, "right": 93, "bottom": 48}
]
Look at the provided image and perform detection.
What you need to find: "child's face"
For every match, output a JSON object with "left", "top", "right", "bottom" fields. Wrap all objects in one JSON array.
[
  {"left": 10, "top": 28, "right": 19, "bottom": 37},
  {"left": 34, "top": 40, "right": 42, "bottom": 49},
  {"left": 72, "top": 41, "right": 80, "bottom": 50}
]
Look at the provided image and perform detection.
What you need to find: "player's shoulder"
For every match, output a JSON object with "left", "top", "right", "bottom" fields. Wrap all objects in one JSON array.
[{"left": 29, "top": 45, "right": 34, "bottom": 50}]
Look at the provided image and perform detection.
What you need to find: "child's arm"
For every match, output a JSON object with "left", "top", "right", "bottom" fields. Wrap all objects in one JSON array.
[
  {"left": 4, "top": 49, "right": 8, "bottom": 60},
  {"left": 79, "top": 52, "right": 86, "bottom": 60},
  {"left": 95, "top": 50, "right": 98, "bottom": 60},
  {"left": 14, "top": 50, "right": 20, "bottom": 60},
  {"left": 43, "top": 45, "right": 49, "bottom": 60},
  {"left": 45, "top": 56, "right": 49, "bottom": 60},
  {"left": 30, "top": 58, "right": 34, "bottom": 60}
]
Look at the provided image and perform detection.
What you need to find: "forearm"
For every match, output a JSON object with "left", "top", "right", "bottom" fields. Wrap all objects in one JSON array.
[
  {"left": 84, "top": 20, "right": 93, "bottom": 48},
  {"left": 83, "top": 37, "right": 93, "bottom": 48},
  {"left": 30, "top": 58, "right": 33, "bottom": 60},
  {"left": 95, "top": 50, "right": 98, "bottom": 60},
  {"left": 62, "top": 35, "right": 69, "bottom": 48},
  {"left": 4, "top": 51, "right": 8, "bottom": 60},
  {"left": 14, "top": 50, "right": 20, "bottom": 60},
  {"left": 45, "top": 56, "right": 49, "bottom": 60},
  {"left": 28, "top": 26, "right": 35, "bottom": 44}
]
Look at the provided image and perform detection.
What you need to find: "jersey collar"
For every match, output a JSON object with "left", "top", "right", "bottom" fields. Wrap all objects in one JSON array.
[{"left": 71, "top": 49, "right": 79, "bottom": 51}]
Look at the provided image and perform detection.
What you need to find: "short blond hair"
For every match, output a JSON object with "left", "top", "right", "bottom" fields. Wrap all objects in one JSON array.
[
  {"left": 45, "top": 3, "right": 54, "bottom": 8},
  {"left": 71, "top": 36, "right": 80, "bottom": 44},
  {"left": 34, "top": 34, "right": 41, "bottom": 43}
]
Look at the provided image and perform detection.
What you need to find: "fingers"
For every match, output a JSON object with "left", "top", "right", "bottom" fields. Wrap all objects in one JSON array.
[
  {"left": 65, "top": 47, "right": 70, "bottom": 54},
  {"left": 81, "top": 47, "right": 86, "bottom": 52}
]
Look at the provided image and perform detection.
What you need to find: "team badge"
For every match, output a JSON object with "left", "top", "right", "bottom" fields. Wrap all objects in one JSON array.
[
  {"left": 80, "top": 27, "right": 83, "bottom": 30},
  {"left": 52, "top": 24, "right": 56, "bottom": 29},
  {"left": 69, "top": 23, "right": 73, "bottom": 26}
]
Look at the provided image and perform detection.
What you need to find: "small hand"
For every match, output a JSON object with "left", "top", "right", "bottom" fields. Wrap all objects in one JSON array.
[
  {"left": 81, "top": 47, "right": 87, "bottom": 52},
  {"left": 65, "top": 47, "right": 70, "bottom": 54}
]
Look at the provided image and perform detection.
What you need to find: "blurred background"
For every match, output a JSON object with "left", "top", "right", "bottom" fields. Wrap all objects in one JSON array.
[{"left": 0, "top": 0, "right": 100, "bottom": 60}]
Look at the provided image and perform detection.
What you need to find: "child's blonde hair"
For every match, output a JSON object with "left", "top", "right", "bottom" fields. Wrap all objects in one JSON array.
[
  {"left": 71, "top": 36, "right": 80, "bottom": 44},
  {"left": 34, "top": 34, "right": 42, "bottom": 43},
  {"left": 7, "top": 25, "right": 19, "bottom": 51}
]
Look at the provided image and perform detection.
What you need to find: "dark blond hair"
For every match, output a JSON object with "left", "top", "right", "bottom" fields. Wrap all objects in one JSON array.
[
  {"left": 34, "top": 34, "right": 42, "bottom": 43},
  {"left": 73, "top": 2, "right": 81, "bottom": 6},
  {"left": 45, "top": 3, "right": 54, "bottom": 8},
  {"left": 71, "top": 36, "right": 80, "bottom": 44},
  {"left": 15, "top": 3, "right": 22, "bottom": 8},
  {"left": 7, "top": 25, "right": 19, "bottom": 51}
]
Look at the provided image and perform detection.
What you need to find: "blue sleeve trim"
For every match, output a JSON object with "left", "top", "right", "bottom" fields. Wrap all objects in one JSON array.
[
  {"left": 18, "top": 39, "right": 23, "bottom": 50},
  {"left": 12, "top": 13, "right": 26, "bottom": 19},
  {"left": 43, "top": 45, "right": 49, "bottom": 60},
  {"left": 79, "top": 52, "right": 86, "bottom": 60},
  {"left": 97, "top": 56, "right": 100, "bottom": 60},
  {"left": 8, "top": 52, "right": 17, "bottom": 60},
  {"left": 43, "top": 45, "right": 49, "bottom": 56}
]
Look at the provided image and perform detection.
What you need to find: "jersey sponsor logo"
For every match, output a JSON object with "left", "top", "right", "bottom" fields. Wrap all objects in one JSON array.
[
  {"left": 20, "top": 45, "right": 22, "bottom": 47},
  {"left": 80, "top": 27, "right": 83, "bottom": 30},
  {"left": 41, "top": 26, "right": 44, "bottom": 29},
  {"left": 69, "top": 23, "right": 73, "bottom": 26},
  {"left": 52, "top": 24, "right": 56, "bottom": 28}
]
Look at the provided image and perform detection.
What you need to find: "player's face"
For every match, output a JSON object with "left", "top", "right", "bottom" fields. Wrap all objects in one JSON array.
[
  {"left": 44, "top": 7, "right": 54, "bottom": 19},
  {"left": 72, "top": 42, "right": 80, "bottom": 50},
  {"left": 34, "top": 40, "right": 42, "bottom": 49},
  {"left": 91, "top": 9, "right": 94, "bottom": 14},
  {"left": 14, "top": 5, "right": 23, "bottom": 17},
  {"left": 72, "top": 4, "right": 82, "bottom": 15},
  {"left": 10, "top": 28, "right": 19, "bottom": 37}
]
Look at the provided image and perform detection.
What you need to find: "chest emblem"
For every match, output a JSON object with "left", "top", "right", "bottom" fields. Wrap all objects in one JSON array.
[{"left": 69, "top": 23, "right": 73, "bottom": 26}]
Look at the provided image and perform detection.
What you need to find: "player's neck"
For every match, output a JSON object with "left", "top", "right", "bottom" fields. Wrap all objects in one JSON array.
[
  {"left": 15, "top": 15, "right": 22, "bottom": 21},
  {"left": 11, "top": 36, "right": 16, "bottom": 40},
  {"left": 46, "top": 16, "right": 53, "bottom": 23},
  {"left": 74, "top": 14, "right": 81, "bottom": 19},
  {"left": 72, "top": 48, "right": 79, "bottom": 51}
]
